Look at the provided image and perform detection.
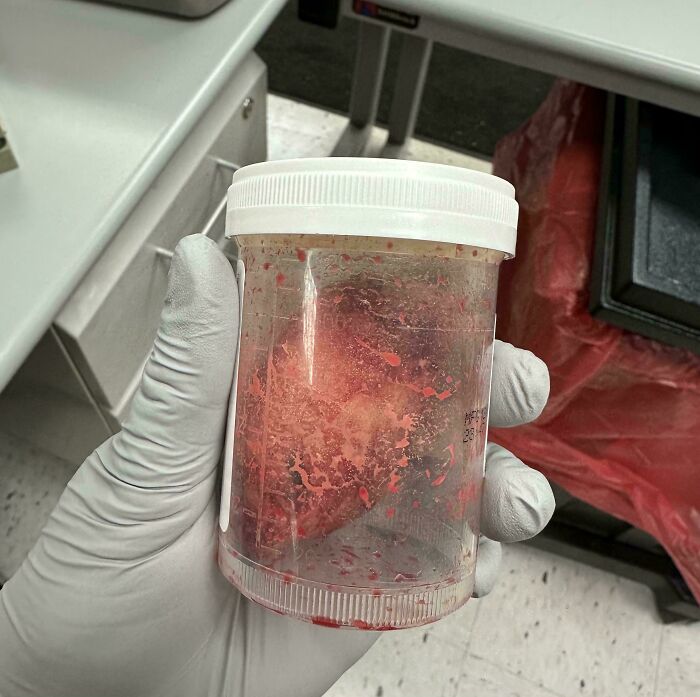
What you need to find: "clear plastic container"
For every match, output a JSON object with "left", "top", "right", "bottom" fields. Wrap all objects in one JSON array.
[{"left": 218, "top": 158, "right": 518, "bottom": 630}]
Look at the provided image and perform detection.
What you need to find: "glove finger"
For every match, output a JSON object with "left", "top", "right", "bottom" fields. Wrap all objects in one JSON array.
[
  {"left": 480, "top": 442, "right": 555, "bottom": 543},
  {"left": 472, "top": 536, "right": 502, "bottom": 598},
  {"left": 489, "top": 340, "right": 549, "bottom": 428},
  {"left": 102, "top": 235, "right": 238, "bottom": 494}
]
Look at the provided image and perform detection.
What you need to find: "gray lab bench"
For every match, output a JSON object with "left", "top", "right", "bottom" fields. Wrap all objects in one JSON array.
[
  {"left": 336, "top": 0, "right": 700, "bottom": 152},
  {"left": 0, "top": 0, "right": 285, "bottom": 462}
]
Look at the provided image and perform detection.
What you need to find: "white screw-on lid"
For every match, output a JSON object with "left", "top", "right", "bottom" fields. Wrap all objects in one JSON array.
[{"left": 226, "top": 158, "right": 518, "bottom": 256}]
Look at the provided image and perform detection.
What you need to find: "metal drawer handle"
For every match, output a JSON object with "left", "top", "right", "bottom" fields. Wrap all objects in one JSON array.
[
  {"left": 154, "top": 158, "right": 241, "bottom": 261},
  {"left": 208, "top": 156, "right": 240, "bottom": 172}
]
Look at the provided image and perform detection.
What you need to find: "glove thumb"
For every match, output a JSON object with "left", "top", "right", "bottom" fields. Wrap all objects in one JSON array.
[{"left": 81, "top": 234, "right": 239, "bottom": 539}]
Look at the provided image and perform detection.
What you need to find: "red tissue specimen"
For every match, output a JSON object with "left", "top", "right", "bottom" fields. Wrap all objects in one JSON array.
[{"left": 232, "top": 274, "right": 465, "bottom": 561}]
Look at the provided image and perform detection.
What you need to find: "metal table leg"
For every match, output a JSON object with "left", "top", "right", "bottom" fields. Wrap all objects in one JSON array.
[
  {"left": 332, "top": 21, "right": 390, "bottom": 156},
  {"left": 387, "top": 33, "right": 433, "bottom": 146}
]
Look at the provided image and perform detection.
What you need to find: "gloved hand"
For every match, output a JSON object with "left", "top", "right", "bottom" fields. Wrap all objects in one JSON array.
[{"left": 0, "top": 235, "right": 554, "bottom": 697}]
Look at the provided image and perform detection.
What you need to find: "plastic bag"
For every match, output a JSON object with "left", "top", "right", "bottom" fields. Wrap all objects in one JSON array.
[{"left": 490, "top": 80, "right": 700, "bottom": 603}]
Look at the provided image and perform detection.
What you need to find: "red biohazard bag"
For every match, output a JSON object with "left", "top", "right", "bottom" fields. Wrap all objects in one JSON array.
[{"left": 490, "top": 80, "right": 700, "bottom": 603}]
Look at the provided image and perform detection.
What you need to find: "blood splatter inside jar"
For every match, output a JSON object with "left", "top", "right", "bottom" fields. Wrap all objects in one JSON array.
[{"left": 219, "top": 235, "right": 501, "bottom": 626}]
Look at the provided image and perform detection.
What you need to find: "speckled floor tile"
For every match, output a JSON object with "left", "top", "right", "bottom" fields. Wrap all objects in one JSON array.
[
  {"left": 381, "top": 138, "right": 492, "bottom": 173},
  {"left": 469, "top": 544, "right": 663, "bottom": 697},
  {"left": 268, "top": 94, "right": 353, "bottom": 160},
  {"left": 425, "top": 596, "right": 480, "bottom": 650},
  {"left": 455, "top": 655, "right": 562, "bottom": 697},
  {"left": 654, "top": 621, "right": 700, "bottom": 696},
  {"left": 268, "top": 94, "right": 492, "bottom": 174},
  {"left": 0, "top": 430, "right": 77, "bottom": 580},
  {"left": 323, "top": 624, "right": 468, "bottom": 697}
]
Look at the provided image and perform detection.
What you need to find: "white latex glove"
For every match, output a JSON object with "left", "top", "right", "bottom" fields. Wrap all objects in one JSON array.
[{"left": 0, "top": 235, "right": 554, "bottom": 697}]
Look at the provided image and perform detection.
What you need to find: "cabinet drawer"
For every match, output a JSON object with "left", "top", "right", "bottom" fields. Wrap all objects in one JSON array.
[{"left": 55, "top": 53, "right": 266, "bottom": 421}]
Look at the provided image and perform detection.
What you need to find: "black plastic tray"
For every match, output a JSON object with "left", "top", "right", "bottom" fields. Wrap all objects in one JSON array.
[{"left": 590, "top": 94, "right": 700, "bottom": 353}]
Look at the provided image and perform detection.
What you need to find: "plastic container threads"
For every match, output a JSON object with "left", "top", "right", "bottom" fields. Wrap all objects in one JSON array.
[{"left": 218, "top": 158, "right": 518, "bottom": 630}]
